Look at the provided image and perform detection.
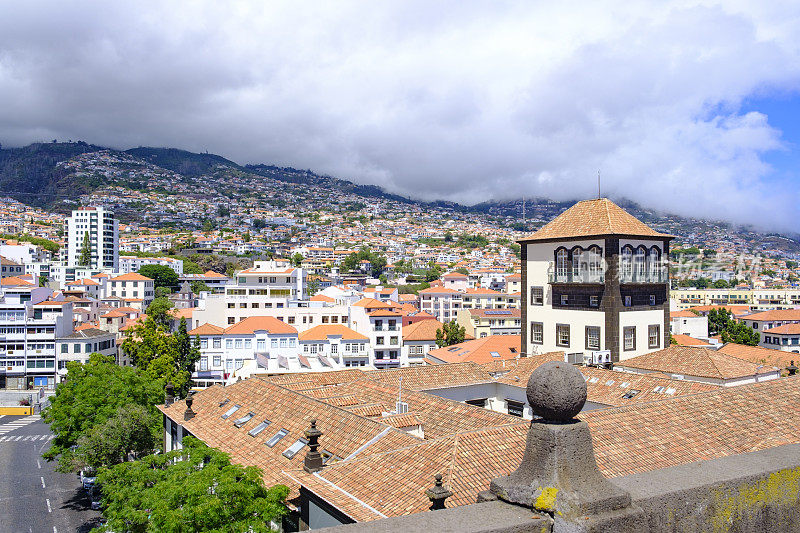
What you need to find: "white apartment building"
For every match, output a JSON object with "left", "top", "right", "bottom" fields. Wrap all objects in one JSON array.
[
  {"left": 57, "top": 327, "right": 117, "bottom": 382},
  {"left": 189, "top": 316, "right": 302, "bottom": 384},
  {"left": 119, "top": 256, "right": 184, "bottom": 275},
  {"left": 419, "top": 287, "right": 463, "bottom": 323},
  {"left": 0, "top": 284, "right": 74, "bottom": 389},
  {"left": 298, "top": 324, "right": 370, "bottom": 367},
  {"left": 519, "top": 198, "right": 672, "bottom": 363},
  {"left": 669, "top": 310, "right": 709, "bottom": 339},
  {"left": 349, "top": 299, "right": 403, "bottom": 369},
  {"left": 0, "top": 256, "right": 24, "bottom": 280},
  {"left": 105, "top": 273, "right": 155, "bottom": 309},
  {"left": 64, "top": 207, "right": 119, "bottom": 270},
  {"left": 761, "top": 324, "right": 800, "bottom": 353}
]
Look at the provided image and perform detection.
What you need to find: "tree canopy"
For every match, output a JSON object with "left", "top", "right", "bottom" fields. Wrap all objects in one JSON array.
[
  {"left": 146, "top": 296, "right": 174, "bottom": 327},
  {"left": 341, "top": 246, "right": 387, "bottom": 277},
  {"left": 138, "top": 264, "right": 179, "bottom": 291},
  {"left": 708, "top": 308, "right": 760, "bottom": 346},
  {"left": 121, "top": 317, "right": 200, "bottom": 397},
  {"left": 78, "top": 232, "right": 92, "bottom": 267},
  {"left": 435, "top": 321, "right": 467, "bottom": 348},
  {"left": 42, "top": 354, "right": 163, "bottom": 472},
  {"left": 96, "top": 437, "right": 289, "bottom": 533}
]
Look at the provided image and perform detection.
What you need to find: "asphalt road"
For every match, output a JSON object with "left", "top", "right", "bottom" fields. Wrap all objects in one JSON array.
[{"left": 0, "top": 415, "right": 101, "bottom": 533}]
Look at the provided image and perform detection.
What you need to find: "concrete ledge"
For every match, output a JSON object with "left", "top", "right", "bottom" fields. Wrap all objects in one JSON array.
[
  {"left": 313, "top": 500, "right": 553, "bottom": 533},
  {"left": 0, "top": 406, "right": 33, "bottom": 415},
  {"left": 615, "top": 443, "right": 800, "bottom": 533}
]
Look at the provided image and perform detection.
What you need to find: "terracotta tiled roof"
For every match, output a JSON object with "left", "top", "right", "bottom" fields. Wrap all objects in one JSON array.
[
  {"left": 264, "top": 369, "right": 368, "bottom": 390},
  {"left": 352, "top": 298, "right": 394, "bottom": 309},
  {"left": 717, "top": 343, "right": 796, "bottom": 371},
  {"left": 426, "top": 335, "right": 522, "bottom": 365},
  {"left": 203, "top": 270, "right": 227, "bottom": 278},
  {"left": 33, "top": 300, "right": 68, "bottom": 306},
  {"left": 367, "top": 309, "right": 402, "bottom": 317},
  {"left": 616, "top": 345, "right": 778, "bottom": 379},
  {"left": 670, "top": 310, "right": 698, "bottom": 318},
  {"left": 671, "top": 334, "right": 711, "bottom": 346},
  {"left": 464, "top": 288, "right": 502, "bottom": 295},
  {"left": 365, "top": 362, "right": 494, "bottom": 391},
  {"left": 687, "top": 305, "right": 751, "bottom": 317},
  {"left": 223, "top": 316, "right": 297, "bottom": 335},
  {"left": 110, "top": 273, "right": 153, "bottom": 282},
  {"left": 67, "top": 278, "right": 100, "bottom": 286},
  {"left": 442, "top": 272, "right": 468, "bottom": 279},
  {"left": 520, "top": 198, "right": 673, "bottom": 242},
  {"left": 418, "top": 287, "right": 462, "bottom": 295},
  {"left": 189, "top": 323, "right": 225, "bottom": 335},
  {"left": 764, "top": 323, "right": 800, "bottom": 334},
  {"left": 299, "top": 325, "right": 368, "bottom": 342},
  {"left": 159, "top": 379, "right": 420, "bottom": 501},
  {"left": 741, "top": 309, "right": 800, "bottom": 322},
  {"left": 467, "top": 308, "right": 521, "bottom": 319},
  {"left": 309, "top": 294, "right": 335, "bottom": 302},
  {"left": 402, "top": 319, "right": 445, "bottom": 341},
  {"left": 292, "top": 376, "right": 800, "bottom": 521},
  {"left": 0, "top": 276, "right": 33, "bottom": 286},
  {"left": 495, "top": 358, "right": 718, "bottom": 407}
]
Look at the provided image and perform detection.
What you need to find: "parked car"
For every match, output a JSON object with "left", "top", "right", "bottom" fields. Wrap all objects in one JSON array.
[{"left": 80, "top": 468, "right": 97, "bottom": 490}]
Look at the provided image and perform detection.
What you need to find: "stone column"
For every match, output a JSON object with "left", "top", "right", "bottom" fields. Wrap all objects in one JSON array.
[{"left": 489, "top": 361, "right": 644, "bottom": 532}]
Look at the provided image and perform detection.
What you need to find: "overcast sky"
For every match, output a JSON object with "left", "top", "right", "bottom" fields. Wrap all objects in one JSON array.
[{"left": 1, "top": 1, "right": 799, "bottom": 232}]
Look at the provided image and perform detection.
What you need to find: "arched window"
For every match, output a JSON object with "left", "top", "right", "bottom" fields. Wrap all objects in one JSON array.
[
  {"left": 634, "top": 247, "right": 647, "bottom": 280},
  {"left": 620, "top": 246, "right": 633, "bottom": 280},
  {"left": 585, "top": 246, "right": 602, "bottom": 282},
  {"left": 649, "top": 246, "right": 661, "bottom": 281},
  {"left": 570, "top": 246, "right": 582, "bottom": 278},
  {"left": 556, "top": 248, "right": 569, "bottom": 280}
]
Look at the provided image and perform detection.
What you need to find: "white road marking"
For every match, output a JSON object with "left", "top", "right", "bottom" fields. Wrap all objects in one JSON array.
[
  {"left": 37, "top": 459, "right": 41, "bottom": 469},
  {"left": 46, "top": 498, "right": 51, "bottom": 513},
  {"left": 53, "top": 527, "right": 58, "bottom": 533},
  {"left": 41, "top": 476, "right": 46, "bottom": 488}
]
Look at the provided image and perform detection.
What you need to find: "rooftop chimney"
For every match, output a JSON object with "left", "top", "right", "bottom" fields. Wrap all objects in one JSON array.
[
  {"left": 788, "top": 361, "right": 798, "bottom": 376},
  {"left": 183, "top": 391, "right": 195, "bottom": 421},
  {"left": 425, "top": 474, "right": 453, "bottom": 511},
  {"left": 165, "top": 381, "right": 174, "bottom": 407},
  {"left": 303, "top": 419, "right": 324, "bottom": 473}
]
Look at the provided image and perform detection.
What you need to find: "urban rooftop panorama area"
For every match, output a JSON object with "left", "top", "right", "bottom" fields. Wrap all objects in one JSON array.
[{"left": 1, "top": 2, "right": 800, "bottom": 532}]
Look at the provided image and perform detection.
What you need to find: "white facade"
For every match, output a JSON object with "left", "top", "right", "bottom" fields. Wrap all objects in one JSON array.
[
  {"left": 119, "top": 256, "right": 184, "bottom": 275},
  {"left": 523, "top": 236, "right": 669, "bottom": 362},
  {"left": 64, "top": 207, "right": 119, "bottom": 270}
]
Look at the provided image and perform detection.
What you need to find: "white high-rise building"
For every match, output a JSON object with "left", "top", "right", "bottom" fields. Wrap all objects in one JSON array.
[{"left": 64, "top": 207, "right": 119, "bottom": 270}]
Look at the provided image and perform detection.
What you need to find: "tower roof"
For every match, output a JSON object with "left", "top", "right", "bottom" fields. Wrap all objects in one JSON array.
[{"left": 519, "top": 198, "right": 673, "bottom": 242}]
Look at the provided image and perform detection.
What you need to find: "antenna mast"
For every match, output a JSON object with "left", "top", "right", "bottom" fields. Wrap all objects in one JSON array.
[{"left": 597, "top": 170, "right": 601, "bottom": 199}]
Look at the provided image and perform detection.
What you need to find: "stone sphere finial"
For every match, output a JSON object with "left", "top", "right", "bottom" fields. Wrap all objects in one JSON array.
[{"left": 526, "top": 361, "right": 587, "bottom": 422}]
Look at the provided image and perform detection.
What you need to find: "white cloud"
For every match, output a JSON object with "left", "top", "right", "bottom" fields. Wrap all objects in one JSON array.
[{"left": 1, "top": 1, "right": 799, "bottom": 230}]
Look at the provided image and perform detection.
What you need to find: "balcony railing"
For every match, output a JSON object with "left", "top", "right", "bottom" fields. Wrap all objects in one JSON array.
[
  {"left": 619, "top": 270, "right": 668, "bottom": 283},
  {"left": 549, "top": 272, "right": 604, "bottom": 284}
]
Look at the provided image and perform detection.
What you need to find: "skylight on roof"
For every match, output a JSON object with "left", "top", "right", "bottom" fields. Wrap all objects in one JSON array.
[
  {"left": 589, "top": 377, "right": 599, "bottom": 383},
  {"left": 282, "top": 438, "right": 309, "bottom": 459},
  {"left": 665, "top": 387, "right": 676, "bottom": 395},
  {"left": 221, "top": 405, "right": 241, "bottom": 419},
  {"left": 653, "top": 386, "right": 666, "bottom": 393},
  {"left": 233, "top": 412, "right": 255, "bottom": 428},
  {"left": 248, "top": 419, "right": 271, "bottom": 437},
  {"left": 606, "top": 380, "right": 615, "bottom": 386},
  {"left": 490, "top": 351, "right": 500, "bottom": 358},
  {"left": 266, "top": 429, "right": 289, "bottom": 447},
  {"left": 619, "top": 382, "right": 631, "bottom": 388},
  {"left": 448, "top": 346, "right": 460, "bottom": 352},
  {"left": 622, "top": 389, "right": 640, "bottom": 399},
  {"left": 219, "top": 399, "right": 230, "bottom": 408}
]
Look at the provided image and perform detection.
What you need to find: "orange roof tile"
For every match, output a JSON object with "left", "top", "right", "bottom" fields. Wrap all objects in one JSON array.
[
  {"left": 110, "top": 273, "right": 153, "bottom": 282},
  {"left": 189, "top": 323, "right": 225, "bottom": 335},
  {"left": 426, "top": 335, "right": 522, "bottom": 365},
  {"left": 223, "top": 316, "right": 297, "bottom": 335},
  {"left": 617, "top": 345, "right": 778, "bottom": 379},
  {"left": 520, "top": 198, "right": 673, "bottom": 242},
  {"left": 671, "top": 334, "right": 711, "bottom": 346},
  {"left": 299, "top": 325, "right": 368, "bottom": 342}
]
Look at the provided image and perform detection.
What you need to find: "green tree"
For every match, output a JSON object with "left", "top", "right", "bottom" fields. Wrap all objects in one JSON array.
[
  {"left": 291, "top": 252, "right": 304, "bottom": 267},
  {"left": 146, "top": 297, "right": 174, "bottom": 327},
  {"left": 78, "top": 232, "right": 92, "bottom": 267},
  {"left": 786, "top": 260, "right": 798, "bottom": 270},
  {"left": 73, "top": 403, "right": 160, "bottom": 470},
  {"left": 435, "top": 321, "right": 467, "bottom": 348},
  {"left": 96, "top": 437, "right": 289, "bottom": 533},
  {"left": 138, "top": 264, "right": 179, "bottom": 292},
  {"left": 42, "top": 354, "right": 163, "bottom": 472},
  {"left": 707, "top": 308, "right": 732, "bottom": 336},
  {"left": 155, "top": 286, "right": 172, "bottom": 298},
  {"left": 38, "top": 274, "right": 48, "bottom": 287},
  {"left": 712, "top": 279, "right": 729, "bottom": 288},
  {"left": 243, "top": 231, "right": 251, "bottom": 242},
  {"left": 721, "top": 322, "right": 760, "bottom": 346},
  {"left": 121, "top": 317, "right": 200, "bottom": 397},
  {"left": 190, "top": 280, "right": 211, "bottom": 293},
  {"left": 307, "top": 277, "right": 321, "bottom": 297}
]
